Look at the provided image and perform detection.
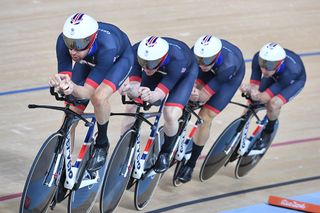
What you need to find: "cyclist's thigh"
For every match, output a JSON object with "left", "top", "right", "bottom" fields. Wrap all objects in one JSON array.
[
  {"left": 103, "top": 46, "right": 134, "bottom": 92},
  {"left": 276, "top": 80, "right": 305, "bottom": 104},
  {"left": 166, "top": 61, "right": 198, "bottom": 108},
  {"left": 205, "top": 71, "right": 243, "bottom": 114}
]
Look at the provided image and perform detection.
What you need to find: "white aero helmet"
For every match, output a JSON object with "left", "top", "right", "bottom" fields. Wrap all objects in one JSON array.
[
  {"left": 258, "top": 42, "right": 286, "bottom": 71},
  {"left": 63, "top": 13, "right": 98, "bottom": 51},
  {"left": 193, "top": 35, "right": 222, "bottom": 66},
  {"left": 137, "top": 36, "right": 169, "bottom": 69}
]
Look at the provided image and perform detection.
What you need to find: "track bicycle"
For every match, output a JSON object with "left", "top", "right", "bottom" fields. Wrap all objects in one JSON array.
[
  {"left": 19, "top": 88, "right": 107, "bottom": 213},
  {"left": 200, "top": 93, "right": 279, "bottom": 181},
  {"left": 100, "top": 96, "right": 165, "bottom": 212}
]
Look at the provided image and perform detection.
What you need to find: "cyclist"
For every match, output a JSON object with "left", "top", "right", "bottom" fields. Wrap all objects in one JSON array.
[
  {"left": 240, "top": 42, "right": 306, "bottom": 150},
  {"left": 120, "top": 36, "right": 198, "bottom": 173},
  {"left": 48, "top": 13, "right": 134, "bottom": 172},
  {"left": 177, "top": 35, "right": 245, "bottom": 183}
]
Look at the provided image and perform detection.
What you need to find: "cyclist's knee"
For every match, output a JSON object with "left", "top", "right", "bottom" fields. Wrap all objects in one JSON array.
[
  {"left": 163, "top": 106, "right": 182, "bottom": 124},
  {"left": 199, "top": 108, "right": 217, "bottom": 125},
  {"left": 267, "top": 96, "right": 283, "bottom": 112},
  {"left": 91, "top": 85, "right": 113, "bottom": 107}
]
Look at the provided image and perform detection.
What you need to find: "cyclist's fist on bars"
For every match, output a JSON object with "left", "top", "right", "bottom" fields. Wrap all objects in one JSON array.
[
  {"left": 190, "top": 86, "right": 199, "bottom": 102},
  {"left": 48, "top": 74, "right": 74, "bottom": 95},
  {"left": 139, "top": 87, "right": 151, "bottom": 102},
  {"left": 48, "top": 73, "right": 63, "bottom": 88},
  {"left": 119, "top": 82, "right": 131, "bottom": 95},
  {"left": 240, "top": 83, "right": 251, "bottom": 94},
  {"left": 250, "top": 88, "right": 260, "bottom": 101},
  {"left": 60, "top": 79, "right": 74, "bottom": 95}
]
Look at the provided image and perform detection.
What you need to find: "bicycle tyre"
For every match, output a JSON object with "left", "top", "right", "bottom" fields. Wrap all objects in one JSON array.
[
  {"left": 134, "top": 127, "right": 164, "bottom": 211},
  {"left": 19, "top": 133, "right": 63, "bottom": 213},
  {"left": 100, "top": 129, "right": 136, "bottom": 213},
  {"left": 235, "top": 125, "right": 278, "bottom": 178},
  {"left": 199, "top": 118, "right": 242, "bottom": 182}
]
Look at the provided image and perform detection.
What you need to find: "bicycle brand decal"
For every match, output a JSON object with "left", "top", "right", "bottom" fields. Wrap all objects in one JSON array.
[
  {"left": 135, "top": 133, "right": 141, "bottom": 170},
  {"left": 65, "top": 133, "right": 73, "bottom": 179},
  {"left": 240, "top": 120, "right": 250, "bottom": 150}
]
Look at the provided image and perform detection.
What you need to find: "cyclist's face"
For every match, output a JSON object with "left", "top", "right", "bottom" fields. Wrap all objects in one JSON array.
[
  {"left": 260, "top": 67, "right": 276, "bottom": 77},
  {"left": 69, "top": 48, "right": 89, "bottom": 62},
  {"left": 199, "top": 64, "right": 214, "bottom": 72},
  {"left": 143, "top": 67, "right": 158, "bottom": 76}
]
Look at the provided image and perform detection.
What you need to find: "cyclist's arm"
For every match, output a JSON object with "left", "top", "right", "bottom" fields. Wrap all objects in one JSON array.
[
  {"left": 250, "top": 88, "right": 272, "bottom": 104},
  {"left": 56, "top": 33, "right": 73, "bottom": 77},
  {"left": 70, "top": 82, "right": 96, "bottom": 99},
  {"left": 240, "top": 53, "right": 261, "bottom": 96}
]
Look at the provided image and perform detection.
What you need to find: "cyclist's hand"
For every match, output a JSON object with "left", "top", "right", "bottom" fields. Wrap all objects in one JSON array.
[
  {"left": 190, "top": 87, "right": 199, "bottom": 102},
  {"left": 139, "top": 87, "right": 151, "bottom": 101},
  {"left": 61, "top": 79, "right": 74, "bottom": 95},
  {"left": 198, "top": 88, "right": 211, "bottom": 103},
  {"left": 250, "top": 88, "right": 260, "bottom": 101},
  {"left": 240, "top": 83, "right": 251, "bottom": 94},
  {"left": 48, "top": 74, "right": 63, "bottom": 88},
  {"left": 119, "top": 82, "right": 131, "bottom": 95},
  {"left": 58, "top": 74, "right": 73, "bottom": 95}
]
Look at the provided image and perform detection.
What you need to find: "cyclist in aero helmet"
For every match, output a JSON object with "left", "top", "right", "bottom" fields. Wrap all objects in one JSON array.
[
  {"left": 176, "top": 35, "right": 245, "bottom": 183},
  {"left": 119, "top": 36, "right": 198, "bottom": 173},
  {"left": 241, "top": 42, "right": 306, "bottom": 150},
  {"left": 49, "top": 13, "right": 134, "bottom": 172},
  {"left": 62, "top": 13, "right": 98, "bottom": 52}
]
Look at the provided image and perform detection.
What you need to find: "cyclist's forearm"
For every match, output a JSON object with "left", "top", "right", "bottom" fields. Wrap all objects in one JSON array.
[
  {"left": 258, "top": 92, "right": 272, "bottom": 104},
  {"left": 71, "top": 83, "right": 94, "bottom": 99}
]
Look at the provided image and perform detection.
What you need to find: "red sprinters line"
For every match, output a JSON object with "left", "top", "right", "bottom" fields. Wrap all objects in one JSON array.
[
  {"left": 1, "top": 137, "right": 320, "bottom": 202},
  {"left": 0, "top": 193, "right": 22, "bottom": 202},
  {"left": 271, "top": 137, "right": 320, "bottom": 147}
]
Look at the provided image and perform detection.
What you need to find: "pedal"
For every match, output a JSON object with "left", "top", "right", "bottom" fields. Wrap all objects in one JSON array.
[
  {"left": 248, "top": 148, "right": 266, "bottom": 156},
  {"left": 88, "top": 170, "right": 97, "bottom": 179}
]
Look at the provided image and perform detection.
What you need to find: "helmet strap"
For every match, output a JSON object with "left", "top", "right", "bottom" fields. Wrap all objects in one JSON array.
[
  {"left": 155, "top": 53, "right": 169, "bottom": 70},
  {"left": 214, "top": 52, "right": 223, "bottom": 67},
  {"left": 87, "top": 32, "right": 98, "bottom": 56},
  {"left": 87, "top": 32, "right": 97, "bottom": 49},
  {"left": 208, "top": 51, "right": 221, "bottom": 67}
]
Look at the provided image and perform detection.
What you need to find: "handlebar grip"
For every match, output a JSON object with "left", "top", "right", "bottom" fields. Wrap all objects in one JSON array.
[
  {"left": 241, "top": 92, "right": 251, "bottom": 100},
  {"left": 28, "top": 104, "right": 37, "bottom": 109},
  {"left": 50, "top": 87, "right": 83, "bottom": 106}
]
